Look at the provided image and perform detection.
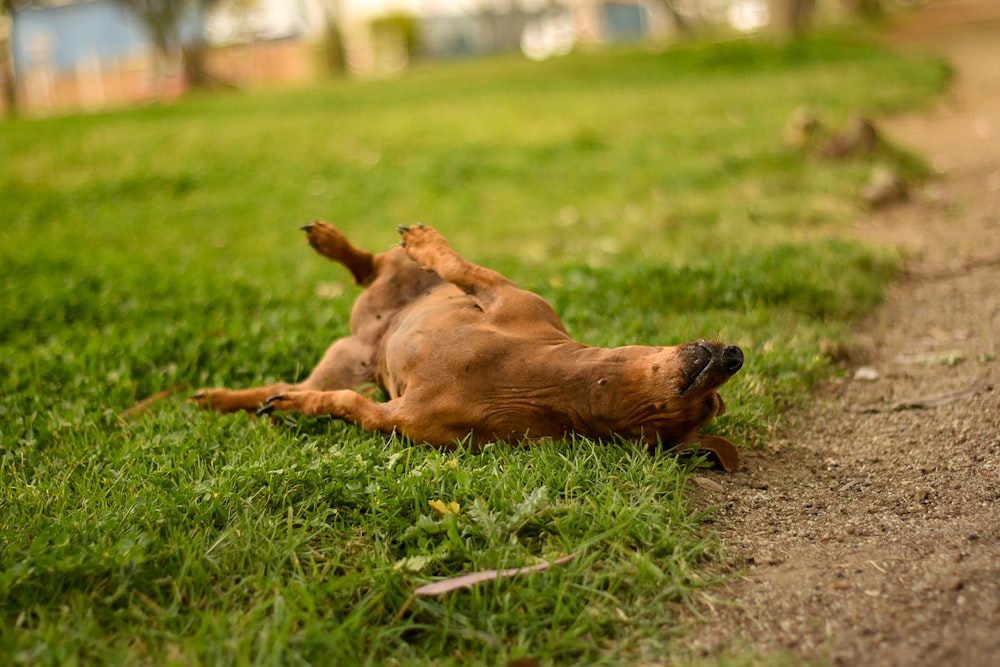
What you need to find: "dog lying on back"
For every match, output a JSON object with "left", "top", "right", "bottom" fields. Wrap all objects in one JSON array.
[{"left": 191, "top": 223, "right": 744, "bottom": 470}]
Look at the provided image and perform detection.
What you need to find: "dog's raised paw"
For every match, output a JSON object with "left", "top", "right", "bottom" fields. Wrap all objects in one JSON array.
[{"left": 397, "top": 222, "right": 426, "bottom": 235}]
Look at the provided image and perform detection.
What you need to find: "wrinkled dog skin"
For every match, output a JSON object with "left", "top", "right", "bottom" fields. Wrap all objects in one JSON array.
[{"left": 192, "top": 223, "right": 744, "bottom": 469}]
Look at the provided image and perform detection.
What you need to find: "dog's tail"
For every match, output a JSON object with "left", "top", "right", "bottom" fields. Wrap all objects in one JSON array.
[{"left": 117, "top": 383, "right": 189, "bottom": 422}]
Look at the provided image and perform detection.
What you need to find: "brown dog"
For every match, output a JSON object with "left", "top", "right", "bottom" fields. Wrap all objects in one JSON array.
[{"left": 191, "top": 223, "right": 744, "bottom": 470}]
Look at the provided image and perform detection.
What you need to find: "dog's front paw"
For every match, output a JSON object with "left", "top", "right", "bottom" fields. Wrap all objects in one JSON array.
[
  {"left": 257, "top": 394, "right": 285, "bottom": 416},
  {"left": 302, "top": 220, "right": 346, "bottom": 253},
  {"left": 189, "top": 389, "right": 224, "bottom": 410},
  {"left": 257, "top": 392, "right": 307, "bottom": 417}
]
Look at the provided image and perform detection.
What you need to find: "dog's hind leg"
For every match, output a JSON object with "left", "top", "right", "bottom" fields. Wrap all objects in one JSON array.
[
  {"left": 301, "top": 220, "right": 376, "bottom": 285},
  {"left": 297, "top": 335, "right": 376, "bottom": 392},
  {"left": 397, "top": 224, "right": 515, "bottom": 306},
  {"left": 396, "top": 224, "right": 567, "bottom": 333},
  {"left": 191, "top": 336, "right": 376, "bottom": 414}
]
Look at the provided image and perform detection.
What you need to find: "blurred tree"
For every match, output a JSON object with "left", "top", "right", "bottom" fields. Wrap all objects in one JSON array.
[
  {"left": 471, "top": 0, "right": 528, "bottom": 52},
  {"left": 769, "top": 0, "right": 816, "bottom": 37},
  {"left": 655, "top": 0, "right": 695, "bottom": 35},
  {"left": 370, "top": 12, "right": 419, "bottom": 69},
  {"left": 115, "top": 0, "right": 226, "bottom": 88},
  {"left": 1, "top": 0, "right": 20, "bottom": 117},
  {"left": 318, "top": 0, "right": 346, "bottom": 76},
  {"left": 841, "top": 0, "right": 883, "bottom": 20}
]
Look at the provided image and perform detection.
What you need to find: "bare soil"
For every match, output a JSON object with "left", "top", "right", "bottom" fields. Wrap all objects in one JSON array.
[{"left": 681, "top": 3, "right": 1000, "bottom": 665}]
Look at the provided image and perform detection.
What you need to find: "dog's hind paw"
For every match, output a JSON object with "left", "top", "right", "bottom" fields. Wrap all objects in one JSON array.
[
  {"left": 398, "top": 223, "right": 443, "bottom": 263},
  {"left": 396, "top": 222, "right": 426, "bottom": 241}
]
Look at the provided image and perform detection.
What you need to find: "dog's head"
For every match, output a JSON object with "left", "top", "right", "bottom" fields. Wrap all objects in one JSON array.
[{"left": 622, "top": 340, "right": 743, "bottom": 463}]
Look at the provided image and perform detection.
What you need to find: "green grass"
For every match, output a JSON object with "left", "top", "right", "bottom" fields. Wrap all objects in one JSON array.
[{"left": 0, "top": 32, "right": 946, "bottom": 665}]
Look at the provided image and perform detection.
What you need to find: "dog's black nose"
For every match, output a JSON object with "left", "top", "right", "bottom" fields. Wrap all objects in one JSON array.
[{"left": 721, "top": 346, "right": 744, "bottom": 374}]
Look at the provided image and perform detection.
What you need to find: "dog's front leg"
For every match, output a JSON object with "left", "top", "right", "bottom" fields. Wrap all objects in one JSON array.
[
  {"left": 190, "top": 384, "right": 294, "bottom": 413},
  {"left": 257, "top": 390, "right": 401, "bottom": 436},
  {"left": 300, "top": 221, "right": 376, "bottom": 285}
]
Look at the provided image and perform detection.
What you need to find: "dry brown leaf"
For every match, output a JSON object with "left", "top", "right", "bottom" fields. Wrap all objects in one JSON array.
[
  {"left": 693, "top": 476, "right": 725, "bottom": 493},
  {"left": 393, "top": 553, "right": 578, "bottom": 621},
  {"left": 413, "top": 553, "right": 578, "bottom": 596}
]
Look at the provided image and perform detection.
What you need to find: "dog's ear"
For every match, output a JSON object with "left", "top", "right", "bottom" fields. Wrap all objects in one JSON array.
[{"left": 680, "top": 432, "right": 739, "bottom": 472}]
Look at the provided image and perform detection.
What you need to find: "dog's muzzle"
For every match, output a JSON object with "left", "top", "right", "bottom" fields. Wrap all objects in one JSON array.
[{"left": 681, "top": 342, "right": 744, "bottom": 395}]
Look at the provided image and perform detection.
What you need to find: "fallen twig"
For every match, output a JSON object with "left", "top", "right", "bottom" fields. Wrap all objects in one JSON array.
[
  {"left": 905, "top": 252, "right": 1000, "bottom": 281},
  {"left": 847, "top": 385, "right": 982, "bottom": 413}
]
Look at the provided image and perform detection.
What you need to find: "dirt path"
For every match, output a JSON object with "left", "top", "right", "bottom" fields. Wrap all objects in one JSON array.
[{"left": 682, "top": 4, "right": 1000, "bottom": 665}]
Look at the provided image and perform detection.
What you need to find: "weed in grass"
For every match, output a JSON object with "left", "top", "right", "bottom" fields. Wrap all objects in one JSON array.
[{"left": 0, "top": 33, "right": 945, "bottom": 664}]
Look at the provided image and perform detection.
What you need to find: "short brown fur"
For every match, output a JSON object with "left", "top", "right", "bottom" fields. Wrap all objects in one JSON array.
[{"left": 192, "top": 223, "right": 744, "bottom": 469}]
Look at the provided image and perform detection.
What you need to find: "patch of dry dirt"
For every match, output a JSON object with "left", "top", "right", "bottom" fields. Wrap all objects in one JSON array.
[{"left": 681, "top": 3, "right": 1000, "bottom": 665}]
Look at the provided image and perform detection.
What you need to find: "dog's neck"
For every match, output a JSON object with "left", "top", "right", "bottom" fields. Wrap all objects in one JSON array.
[{"left": 543, "top": 344, "right": 678, "bottom": 439}]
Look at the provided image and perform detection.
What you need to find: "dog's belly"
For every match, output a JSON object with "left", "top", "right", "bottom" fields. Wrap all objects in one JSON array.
[{"left": 376, "top": 287, "right": 585, "bottom": 442}]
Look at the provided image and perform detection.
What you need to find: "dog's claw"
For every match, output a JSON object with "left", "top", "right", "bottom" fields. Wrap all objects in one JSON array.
[
  {"left": 300, "top": 223, "right": 314, "bottom": 232},
  {"left": 397, "top": 224, "right": 409, "bottom": 234},
  {"left": 256, "top": 394, "right": 284, "bottom": 416},
  {"left": 416, "top": 222, "right": 425, "bottom": 229},
  {"left": 190, "top": 392, "right": 205, "bottom": 400}
]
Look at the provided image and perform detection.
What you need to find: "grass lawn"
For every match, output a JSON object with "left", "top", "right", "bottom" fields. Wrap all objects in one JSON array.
[{"left": 1, "top": 32, "right": 946, "bottom": 665}]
